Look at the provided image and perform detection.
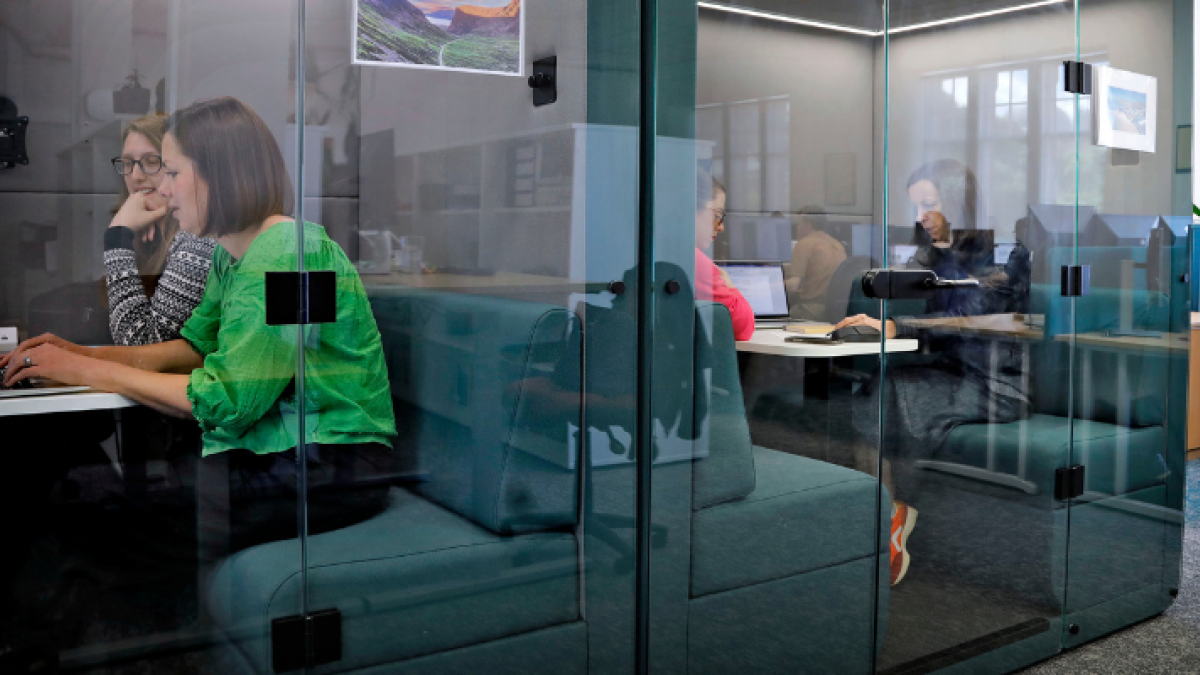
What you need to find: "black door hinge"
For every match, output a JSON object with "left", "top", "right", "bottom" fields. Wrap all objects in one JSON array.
[
  {"left": 265, "top": 271, "right": 337, "bottom": 326},
  {"left": 272, "top": 608, "right": 342, "bottom": 672},
  {"left": 1063, "top": 61, "right": 1093, "bottom": 95},
  {"left": 1055, "top": 465, "right": 1086, "bottom": 501},
  {"left": 1060, "top": 265, "right": 1091, "bottom": 297},
  {"left": 529, "top": 56, "right": 557, "bottom": 107}
]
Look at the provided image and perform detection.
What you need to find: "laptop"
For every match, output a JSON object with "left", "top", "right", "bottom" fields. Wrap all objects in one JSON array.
[
  {"left": 718, "top": 262, "right": 792, "bottom": 329},
  {"left": 0, "top": 366, "right": 91, "bottom": 399}
]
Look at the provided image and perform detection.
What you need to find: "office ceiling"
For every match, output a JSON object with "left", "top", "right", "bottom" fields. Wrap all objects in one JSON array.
[{"left": 706, "top": 0, "right": 1072, "bottom": 33}]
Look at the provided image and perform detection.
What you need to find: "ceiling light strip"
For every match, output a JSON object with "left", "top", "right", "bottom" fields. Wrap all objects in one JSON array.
[
  {"left": 697, "top": 0, "right": 1070, "bottom": 37},
  {"left": 888, "top": 0, "right": 1069, "bottom": 35},
  {"left": 696, "top": 1, "right": 880, "bottom": 37}
]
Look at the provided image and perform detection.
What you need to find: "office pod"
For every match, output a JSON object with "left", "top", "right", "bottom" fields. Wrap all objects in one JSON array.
[{"left": 0, "top": 0, "right": 1189, "bottom": 673}]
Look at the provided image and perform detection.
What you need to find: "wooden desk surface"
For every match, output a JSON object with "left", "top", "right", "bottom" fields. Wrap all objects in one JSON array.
[
  {"left": 905, "top": 313, "right": 1045, "bottom": 340},
  {"left": 736, "top": 330, "right": 919, "bottom": 358}
]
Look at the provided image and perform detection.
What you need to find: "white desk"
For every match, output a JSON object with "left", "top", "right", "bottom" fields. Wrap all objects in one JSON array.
[
  {"left": 0, "top": 390, "right": 138, "bottom": 417},
  {"left": 736, "top": 330, "right": 919, "bottom": 358}
]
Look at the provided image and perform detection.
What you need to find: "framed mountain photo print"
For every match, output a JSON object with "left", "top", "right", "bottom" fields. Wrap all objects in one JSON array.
[
  {"left": 1092, "top": 66, "right": 1157, "bottom": 153},
  {"left": 355, "top": 0, "right": 523, "bottom": 76}
]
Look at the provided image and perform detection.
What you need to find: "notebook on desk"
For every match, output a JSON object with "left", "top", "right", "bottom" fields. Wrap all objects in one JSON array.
[{"left": 717, "top": 262, "right": 791, "bottom": 329}]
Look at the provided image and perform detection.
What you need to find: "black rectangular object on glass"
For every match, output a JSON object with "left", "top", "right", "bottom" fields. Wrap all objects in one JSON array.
[
  {"left": 529, "top": 56, "right": 557, "bottom": 107},
  {"left": 271, "top": 608, "right": 342, "bottom": 672},
  {"left": 1060, "top": 265, "right": 1091, "bottom": 297},
  {"left": 1063, "top": 61, "right": 1093, "bottom": 95},
  {"left": 265, "top": 271, "right": 337, "bottom": 326},
  {"left": 1055, "top": 465, "right": 1086, "bottom": 501}
]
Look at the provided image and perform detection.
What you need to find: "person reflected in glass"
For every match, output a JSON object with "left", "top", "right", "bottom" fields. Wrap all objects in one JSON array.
[
  {"left": 106, "top": 113, "right": 216, "bottom": 346},
  {"left": 832, "top": 159, "right": 1030, "bottom": 586},
  {"left": 695, "top": 173, "right": 754, "bottom": 341},
  {"left": 785, "top": 207, "right": 847, "bottom": 320},
  {"left": 2, "top": 98, "right": 396, "bottom": 573}
]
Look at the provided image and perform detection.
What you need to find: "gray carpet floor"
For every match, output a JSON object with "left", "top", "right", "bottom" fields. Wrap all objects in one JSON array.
[{"left": 1018, "top": 460, "right": 1200, "bottom": 675}]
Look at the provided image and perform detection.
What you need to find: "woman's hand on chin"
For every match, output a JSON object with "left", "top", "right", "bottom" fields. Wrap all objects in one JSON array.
[
  {"left": 3, "top": 343, "right": 103, "bottom": 389},
  {"left": 111, "top": 190, "right": 168, "bottom": 242}
]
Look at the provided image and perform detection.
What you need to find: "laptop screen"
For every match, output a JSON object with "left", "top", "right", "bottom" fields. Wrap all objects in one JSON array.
[{"left": 719, "top": 264, "right": 789, "bottom": 318}]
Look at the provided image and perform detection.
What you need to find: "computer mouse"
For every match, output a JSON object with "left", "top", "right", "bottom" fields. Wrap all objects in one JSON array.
[{"left": 831, "top": 325, "right": 882, "bottom": 343}]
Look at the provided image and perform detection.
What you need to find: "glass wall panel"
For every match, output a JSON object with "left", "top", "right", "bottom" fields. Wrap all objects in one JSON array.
[
  {"left": 652, "top": 1, "right": 890, "bottom": 673},
  {"left": 878, "top": 1, "right": 1077, "bottom": 672},
  {"left": 294, "top": 0, "right": 640, "bottom": 673},
  {"left": 1065, "top": 0, "right": 1191, "bottom": 647},
  {"left": 0, "top": 1, "right": 306, "bottom": 672}
]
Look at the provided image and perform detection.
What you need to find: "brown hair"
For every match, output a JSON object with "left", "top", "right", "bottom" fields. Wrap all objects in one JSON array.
[
  {"left": 114, "top": 113, "right": 181, "bottom": 276},
  {"left": 164, "top": 97, "right": 293, "bottom": 238}
]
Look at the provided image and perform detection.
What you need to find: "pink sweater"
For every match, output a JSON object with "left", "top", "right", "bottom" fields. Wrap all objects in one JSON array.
[{"left": 695, "top": 248, "right": 755, "bottom": 341}]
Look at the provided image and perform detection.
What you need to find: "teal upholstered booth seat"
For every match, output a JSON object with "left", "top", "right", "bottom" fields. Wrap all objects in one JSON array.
[
  {"left": 687, "top": 302, "right": 890, "bottom": 674},
  {"left": 208, "top": 290, "right": 585, "bottom": 673},
  {"left": 916, "top": 246, "right": 1175, "bottom": 613},
  {"left": 207, "top": 489, "right": 580, "bottom": 674},
  {"left": 371, "top": 289, "right": 582, "bottom": 534},
  {"left": 207, "top": 294, "right": 889, "bottom": 674}
]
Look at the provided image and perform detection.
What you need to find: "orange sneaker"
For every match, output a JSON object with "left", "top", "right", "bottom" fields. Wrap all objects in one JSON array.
[{"left": 890, "top": 501, "right": 918, "bottom": 586}]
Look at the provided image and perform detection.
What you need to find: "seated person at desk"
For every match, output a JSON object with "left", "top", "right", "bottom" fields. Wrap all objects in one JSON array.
[
  {"left": 0, "top": 97, "right": 396, "bottom": 661},
  {"left": 695, "top": 173, "right": 754, "bottom": 341},
  {"left": 105, "top": 113, "right": 216, "bottom": 346},
  {"left": 833, "top": 159, "right": 1030, "bottom": 586},
  {"left": 785, "top": 208, "right": 846, "bottom": 320}
]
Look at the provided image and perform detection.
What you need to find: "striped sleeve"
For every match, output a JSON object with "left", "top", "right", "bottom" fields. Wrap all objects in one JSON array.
[{"left": 105, "top": 232, "right": 216, "bottom": 346}]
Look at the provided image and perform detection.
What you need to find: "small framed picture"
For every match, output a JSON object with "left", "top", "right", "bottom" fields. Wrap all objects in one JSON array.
[
  {"left": 1092, "top": 66, "right": 1157, "bottom": 153},
  {"left": 354, "top": 0, "right": 524, "bottom": 77},
  {"left": 1176, "top": 125, "right": 1192, "bottom": 173}
]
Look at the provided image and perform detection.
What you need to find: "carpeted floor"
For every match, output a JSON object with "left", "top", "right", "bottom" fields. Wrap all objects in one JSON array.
[{"left": 1017, "top": 459, "right": 1200, "bottom": 674}]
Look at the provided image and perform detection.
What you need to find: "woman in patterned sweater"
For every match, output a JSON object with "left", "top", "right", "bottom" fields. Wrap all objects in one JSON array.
[{"left": 105, "top": 113, "right": 215, "bottom": 345}]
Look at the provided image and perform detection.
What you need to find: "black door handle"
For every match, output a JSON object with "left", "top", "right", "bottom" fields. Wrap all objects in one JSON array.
[{"left": 861, "top": 269, "right": 980, "bottom": 300}]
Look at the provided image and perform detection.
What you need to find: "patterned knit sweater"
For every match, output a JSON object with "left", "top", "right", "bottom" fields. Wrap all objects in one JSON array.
[{"left": 103, "top": 228, "right": 216, "bottom": 346}]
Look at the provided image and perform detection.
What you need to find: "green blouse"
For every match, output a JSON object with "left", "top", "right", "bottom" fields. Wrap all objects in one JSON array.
[{"left": 181, "top": 221, "right": 396, "bottom": 456}]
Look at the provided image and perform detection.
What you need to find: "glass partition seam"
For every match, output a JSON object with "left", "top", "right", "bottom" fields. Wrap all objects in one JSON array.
[
  {"left": 294, "top": 0, "right": 310, "bottom": 627},
  {"left": 635, "top": 0, "right": 658, "bottom": 672},
  {"left": 872, "top": 1, "right": 889, "bottom": 670},
  {"left": 1059, "top": 0, "right": 1081, "bottom": 645},
  {"left": 578, "top": 312, "right": 588, "bottom": 623}
]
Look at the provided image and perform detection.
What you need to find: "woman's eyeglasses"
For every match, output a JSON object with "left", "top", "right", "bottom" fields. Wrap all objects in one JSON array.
[
  {"left": 709, "top": 208, "right": 726, "bottom": 227},
  {"left": 111, "top": 155, "right": 163, "bottom": 176}
]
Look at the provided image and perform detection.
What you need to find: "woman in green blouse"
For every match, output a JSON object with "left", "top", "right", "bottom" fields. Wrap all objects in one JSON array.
[{"left": 1, "top": 97, "right": 397, "bottom": 547}]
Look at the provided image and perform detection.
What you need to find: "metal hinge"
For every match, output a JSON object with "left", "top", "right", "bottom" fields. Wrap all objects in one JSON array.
[
  {"left": 265, "top": 271, "right": 337, "bottom": 326},
  {"left": 1060, "top": 265, "right": 1091, "bottom": 297},
  {"left": 1055, "top": 465, "right": 1086, "bottom": 501},
  {"left": 271, "top": 608, "right": 342, "bottom": 672},
  {"left": 1063, "top": 61, "right": 1093, "bottom": 95}
]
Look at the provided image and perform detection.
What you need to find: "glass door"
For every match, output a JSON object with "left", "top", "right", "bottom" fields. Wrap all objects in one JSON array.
[
  {"left": 290, "top": 0, "right": 643, "bottom": 673},
  {"left": 876, "top": 1, "right": 1079, "bottom": 672},
  {"left": 1063, "top": 0, "right": 1191, "bottom": 647},
  {"left": 648, "top": 1, "right": 891, "bottom": 673}
]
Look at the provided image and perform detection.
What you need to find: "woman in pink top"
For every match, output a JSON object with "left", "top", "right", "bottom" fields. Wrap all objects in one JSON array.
[{"left": 694, "top": 174, "right": 754, "bottom": 341}]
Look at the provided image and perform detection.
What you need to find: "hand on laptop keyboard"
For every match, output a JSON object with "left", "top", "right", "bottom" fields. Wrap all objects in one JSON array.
[{"left": 0, "top": 367, "right": 34, "bottom": 391}]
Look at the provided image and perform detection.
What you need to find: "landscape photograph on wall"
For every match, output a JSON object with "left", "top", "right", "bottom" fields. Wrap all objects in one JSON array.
[{"left": 355, "top": 0, "right": 522, "bottom": 75}]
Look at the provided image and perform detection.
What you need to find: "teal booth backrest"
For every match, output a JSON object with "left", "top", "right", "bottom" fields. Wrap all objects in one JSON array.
[
  {"left": 370, "top": 290, "right": 582, "bottom": 534},
  {"left": 1030, "top": 246, "right": 1174, "bottom": 427},
  {"left": 692, "top": 302, "right": 757, "bottom": 510}
]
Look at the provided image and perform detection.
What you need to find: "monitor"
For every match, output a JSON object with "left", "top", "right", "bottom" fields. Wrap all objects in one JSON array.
[{"left": 718, "top": 263, "right": 790, "bottom": 319}]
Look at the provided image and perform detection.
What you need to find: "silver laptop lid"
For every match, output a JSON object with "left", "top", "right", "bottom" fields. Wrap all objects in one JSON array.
[{"left": 717, "top": 263, "right": 790, "bottom": 320}]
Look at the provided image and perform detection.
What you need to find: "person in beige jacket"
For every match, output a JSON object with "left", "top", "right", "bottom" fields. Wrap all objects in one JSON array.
[{"left": 784, "top": 208, "right": 846, "bottom": 320}]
